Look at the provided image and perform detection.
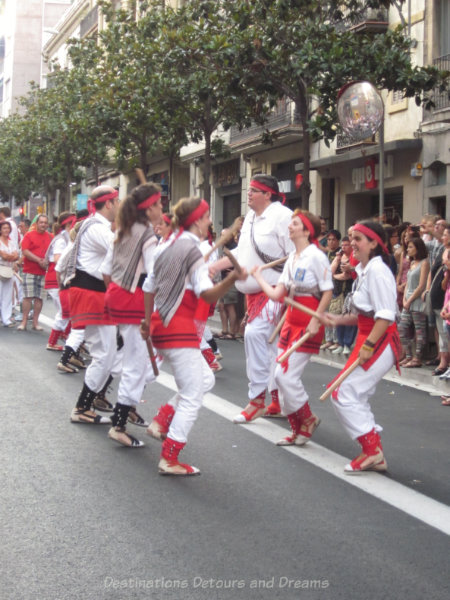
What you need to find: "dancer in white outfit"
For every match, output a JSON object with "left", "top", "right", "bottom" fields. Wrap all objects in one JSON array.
[
  {"left": 252, "top": 209, "right": 333, "bottom": 445},
  {"left": 323, "top": 220, "right": 401, "bottom": 473},
  {"left": 141, "top": 196, "right": 247, "bottom": 475}
]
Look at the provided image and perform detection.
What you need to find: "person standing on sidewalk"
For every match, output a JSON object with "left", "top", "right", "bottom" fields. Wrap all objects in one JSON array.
[
  {"left": 323, "top": 221, "right": 401, "bottom": 474},
  {"left": 210, "top": 175, "right": 294, "bottom": 421},
  {"left": 18, "top": 214, "right": 52, "bottom": 331},
  {"left": 0, "top": 220, "right": 19, "bottom": 327},
  {"left": 65, "top": 185, "right": 121, "bottom": 425},
  {"left": 252, "top": 209, "right": 333, "bottom": 447}
]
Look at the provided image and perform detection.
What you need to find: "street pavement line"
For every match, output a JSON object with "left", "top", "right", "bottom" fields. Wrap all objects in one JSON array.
[
  {"left": 38, "top": 312, "right": 450, "bottom": 534},
  {"left": 156, "top": 370, "right": 450, "bottom": 537}
]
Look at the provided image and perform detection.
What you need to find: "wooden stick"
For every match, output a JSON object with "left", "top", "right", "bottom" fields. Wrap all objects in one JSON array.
[
  {"left": 141, "top": 319, "right": 159, "bottom": 377},
  {"left": 260, "top": 256, "right": 288, "bottom": 271},
  {"left": 204, "top": 216, "right": 243, "bottom": 261},
  {"left": 276, "top": 331, "right": 312, "bottom": 364},
  {"left": 223, "top": 247, "right": 243, "bottom": 275},
  {"left": 135, "top": 168, "right": 147, "bottom": 184},
  {"left": 319, "top": 358, "right": 361, "bottom": 402},
  {"left": 284, "top": 296, "right": 326, "bottom": 324},
  {"left": 268, "top": 311, "right": 287, "bottom": 344},
  {"left": 145, "top": 338, "right": 159, "bottom": 377}
]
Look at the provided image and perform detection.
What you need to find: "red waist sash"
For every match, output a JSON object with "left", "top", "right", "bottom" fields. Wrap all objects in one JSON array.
[
  {"left": 59, "top": 288, "right": 70, "bottom": 320},
  {"left": 44, "top": 262, "right": 58, "bottom": 289},
  {"left": 104, "top": 281, "right": 145, "bottom": 324},
  {"left": 329, "top": 314, "right": 401, "bottom": 399},
  {"left": 151, "top": 290, "right": 204, "bottom": 349},
  {"left": 246, "top": 291, "right": 270, "bottom": 323},
  {"left": 69, "top": 287, "right": 112, "bottom": 329},
  {"left": 246, "top": 290, "right": 283, "bottom": 325},
  {"left": 278, "top": 296, "right": 323, "bottom": 355}
]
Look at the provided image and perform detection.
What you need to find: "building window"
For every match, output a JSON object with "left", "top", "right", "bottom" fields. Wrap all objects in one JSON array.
[
  {"left": 429, "top": 162, "right": 447, "bottom": 186},
  {"left": 387, "top": 89, "right": 407, "bottom": 113},
  {"left": 438, "top": 0, "right": 450, "bottom": 56}
]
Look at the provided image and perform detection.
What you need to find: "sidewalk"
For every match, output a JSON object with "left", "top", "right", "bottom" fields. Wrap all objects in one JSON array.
[{"left": 207, "top": 313, "right": 449, "bottom": 398}]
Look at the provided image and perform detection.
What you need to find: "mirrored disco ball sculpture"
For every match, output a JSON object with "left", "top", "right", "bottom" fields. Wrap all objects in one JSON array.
[{"left": 337, "top": 81, "right": 384, "bottom": 142}]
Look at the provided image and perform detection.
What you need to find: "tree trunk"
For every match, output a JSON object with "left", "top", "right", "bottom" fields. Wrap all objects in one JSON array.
[
  {"left": 203, "top": 130, "right": 212, "bottom": 204},
  {"left": 295, "top": 95, "right": 312, "bottom": 208}
]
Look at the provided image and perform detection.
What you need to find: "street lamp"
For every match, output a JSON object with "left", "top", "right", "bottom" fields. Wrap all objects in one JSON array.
[{"left": 337, "top": 81, "right": 385, "bottom": 222}]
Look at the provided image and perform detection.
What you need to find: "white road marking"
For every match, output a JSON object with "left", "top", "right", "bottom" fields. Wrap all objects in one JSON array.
[
  {"left": 156, "top": 370, "right": 450, "bottom": 537},
  {"left": 37, "top": 312, "right": 450, "bottom": 535}
]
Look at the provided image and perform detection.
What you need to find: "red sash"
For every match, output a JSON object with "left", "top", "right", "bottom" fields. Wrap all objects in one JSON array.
[
  {"left": 151, "top": 290, "right": 202, "bottom": 349},
  {"left": 69, "top": 287, "right": 112, "bottom": 329},
  {"left": 44, "top": 262, "right": 58, "bottom": 289},
  {"left": 246, "top": 290, "right": 282, "bottom": 324},
  {"left": 329, "top": 314, "right": 401, "bottom": 399},
  {"left": 104, "top": 281, "right": 145, "bottom": 324},
  {"left": 278, "top": 296, "right": 323, "bottom": 355},
  {"left": 246, "top": 291, "right": 270, "bottom": 323},
  {"left": 59, "top": 288, "right": 70, "bottom": 320}
]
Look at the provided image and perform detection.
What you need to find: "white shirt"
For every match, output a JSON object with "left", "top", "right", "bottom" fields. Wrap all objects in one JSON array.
[
  {"left": 6, "top": 218, "right": 19, "bottom": 250},
  {"left": 353, "top": 256, "right": 397, "bottom": 322},
  {"left": 233, "top": 201, "right": 294, "bottom": 294},
  {"left": 49, "top": 230, "right": 70, "bottom": 262},
  {"left": 278, "top": 244, "right": 333, "bottom": 295},
  {"left": 143, "top": 231, "right": 213, "bottom": 303},
  {"left": 0, "top": 237, "right": 18, "bottom": 267},
  {"left": 76, "top": 213, "right": 114, "bottom": 281}
]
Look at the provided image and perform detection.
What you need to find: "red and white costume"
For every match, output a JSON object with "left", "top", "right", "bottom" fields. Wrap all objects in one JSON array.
[
  {"left": 274, "top": 244, "right": 333, "bottom": 415},
  {"left": 233, "top": 201, "right": 294, "bottom": 400},
  {"left": 55, "top": 240, "right": 85, "bottom": 355},
  {"left": 143, "top": 230, "right": 215, "bottom": 445},
  {"left": 102, "top": 223, "right": 159, "bottom": 407},
  {"left": 68, "top": 212, "right": 121, "bottom": 393},
  {"left": 45, "top": 229, "right": 70, "bottom": 338},
  {"left": 330, "top": 256, "right": 401, "bottom": 440}
]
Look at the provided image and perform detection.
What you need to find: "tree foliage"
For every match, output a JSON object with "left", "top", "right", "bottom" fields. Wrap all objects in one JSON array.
[{"left": 0, "top": 0, "right": 447, "bottom": 209}]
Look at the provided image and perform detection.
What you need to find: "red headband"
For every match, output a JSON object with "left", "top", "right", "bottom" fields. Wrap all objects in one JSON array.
[
  {"left": 76, "top": 215, "right": 88, "bottom": 224},
  {"left": 297, "top": 213, "right": 319, "bottom": 247},
  {"left": 137, "top": 192, "right": 161, "bottom": 210},
  {"left": 162, "top": 214, "right": 172, "bottom": 225},
  {"left": 87, "top": 190, "right": 118, "bottom": 214},
  {"left": 353, "top": 223, "right": 389, "bottom": 255},
  {"left": 181, "top": 199, "right": 209, "bottom": 229},
  {"left": 61, "top": 215, "right": 76, "bottom": 229},
  {"left": 250, "top": 179, "right": 286, "bottom": 204}
]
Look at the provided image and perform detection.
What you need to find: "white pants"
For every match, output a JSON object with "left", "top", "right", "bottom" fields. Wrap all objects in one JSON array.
[
  {"left": 434, "top": 309, "right": 448, "bottom": 353},
  {"left": 244, "top": 299, "right": 279, "bottom": 398},
  {"left": 84, "top": 325, "right": 122, "bottom": 393},
  {"left": 332, "top": 345, "right": 394, "bottom": 440},
  {"left": 274, "top": 351, "right": 311, "bottom": 415},
  {"left": 13, "top": 274, "right": 23, "bottom": 305},
  {"left": 0, "top": 277, "right": 14, "bottom": 325},
  {"left": 117, "top": 324, "right": 157, "bottom": 407},
  {"left": 48, "top": 288, "right": 69, "bottom": 332},
  {"left": 66, "top": 327, "right": 85, "bottom": 352},
  {"left": 161, "top": 347, "right": 215, "bottom": 444}
]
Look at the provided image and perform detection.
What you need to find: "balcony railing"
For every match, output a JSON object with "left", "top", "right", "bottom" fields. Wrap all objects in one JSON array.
[
  {"left": 336, "top": 6, "right": 389, "bottom": 33},
  {"left": 336, "top": 130, "right": 379, "bottom": 153},
  {"left": 80, "top": 5, "right": 98, "bottom": 38},
  {"left": 430, "top": 54, "right": 450, "bottom": 111},
  {"left": 229, "top": 98, "right": 301, "bottom": 146}
]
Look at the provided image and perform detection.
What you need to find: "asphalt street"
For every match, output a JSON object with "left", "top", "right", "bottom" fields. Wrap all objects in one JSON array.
[{"left": 1, "top": 308, "right": 449, "bottom": 600}]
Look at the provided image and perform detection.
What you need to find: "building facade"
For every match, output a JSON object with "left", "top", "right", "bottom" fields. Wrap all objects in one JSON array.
[{"left": 6, "top": 0, "right": 448, "bottom": 227}]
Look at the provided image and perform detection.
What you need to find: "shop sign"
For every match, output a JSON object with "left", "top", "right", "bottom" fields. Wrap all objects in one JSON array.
[{"left": 213, "top": 160, "right": 240, "bottom": 187}]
